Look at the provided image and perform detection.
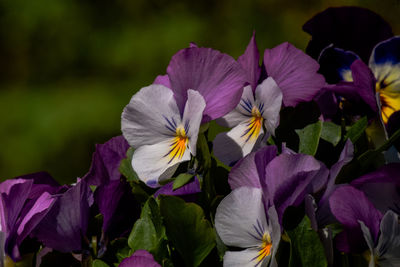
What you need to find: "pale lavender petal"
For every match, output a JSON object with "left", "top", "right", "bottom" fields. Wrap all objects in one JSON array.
[
  {"left": 329, "top": 186, "right": 382, "bottom": 253},
  {"left": 228, "top": 145, "right": 277, "bottom": 190},
  {"left": 238, "top": 32, "right": 261, "bottom": 90},
  {"left": 255, "top": 77, "right": 282, "bottom": 135},
  {"left": 131, "top": 139, "right": 191, "bottom": 187},
  {"left": 154, "top": 74, "right": 171, "bottom": 88},
  {"left": 120, "top": 250, "right": 161, "bottom": 267},
  {"left": 83, "top": 136, "right": 130, "bottom": 186},
  {"left": 223, "top": 249, "right": 260, "bottom": 267},
  {"left": 167, "top": 47, "right": 247, "bottom": 122},
  {"left": 181, "top": 89, "right": 206, "bottom": 155},
  {"left": 215, "top": 187, "right": 267, "bottom": 248},
  {"left": 121, "top": 84, "right": 181, "bottom": 148},
  {"left": 376, "top": 211, "right": 400, "bottom": 258},
  {"left": 263, "top": 42, "right": 325, "bottom": 107}
]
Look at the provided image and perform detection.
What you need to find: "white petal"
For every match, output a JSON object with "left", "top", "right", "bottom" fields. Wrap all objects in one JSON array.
[
  {"left": 213, "top": 119, "right": 264, "bottom": 166},
  {"left": 223, "top": 249, "right": 269, "bottom": 267},
  {"left": 182, "top": 89, "right": 206, "bottom": 155},
  {"left": 215, "top": 187, "right": 267, "bottom": 248},
  {"left": 131, "top": 138, "right": 191, "bottom": 186},
  {"left": 255, "top": 77, "right": 282, "bottom": 135},
  {"left": 122, "top": 84, "right": 181, "bottom": 148},
  {"left": 217, "top": 85, "right": 255, "bottom": 128}
]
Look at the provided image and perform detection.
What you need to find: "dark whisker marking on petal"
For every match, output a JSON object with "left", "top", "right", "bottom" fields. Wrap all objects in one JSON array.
[
  {"left": 185, "top": 120, "right": 190, "bottom": 134},
  {"left": 240, "top": 102, "right": 252, "bottom": 113},
  {"left": 247, "top": 230, "right": 263, "bottom": 242},
  {"left": 253, "top": 223, "right": 263, "bottom": 239},
  {"left": 257, "top": 219, "right": 265, "bottom": 235},
  {"left": 164, "top": 115, "right": 177, "bottom": 133}
]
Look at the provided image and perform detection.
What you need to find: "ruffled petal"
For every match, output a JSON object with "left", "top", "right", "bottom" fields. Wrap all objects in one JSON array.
[
  {"left": 167, "top": 47, "right": 247, "bottom": 122},
  {"left": 223, "top": 249, "right": 264, "bottom": 267},
  {"left": 181, "top": 89, "right": 206, "bottom": 155},
  {"left": 255, "top": 77, "right": 282, "bottom": 135},
  {"left": 121, "top": 84, "right": 181, "bottom": 148},
  {"left": 238, "top": 32, "right": 261, "bottom": 91},
  {"left": 132, "top": 139, "right": 191, "bottom": 187},
  {"left": 154, "top": 74, "right": 171, "bottom": 88},
  {"left": 215, "top": 187, "right": 267, "bottom": 248},
  {"left": 303, "top": 6, "right": 393, "bottom": 62},
  {"left": 263, "top": 42, "right": 325, "bottom": 107}
]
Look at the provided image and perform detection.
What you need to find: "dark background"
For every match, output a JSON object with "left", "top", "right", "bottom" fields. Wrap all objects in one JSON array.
[{"left": 1, "top": 0, "right": 399, "bottom": 184}]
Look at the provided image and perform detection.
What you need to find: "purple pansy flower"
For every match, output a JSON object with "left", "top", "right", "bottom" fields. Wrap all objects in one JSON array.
[
  {"left": 329, "top": 185, "right": 400, "bottom": 266},
  {"left": 215, "top": 187, "right": 281, "bottom": 267},
  {"left": 32, "top": 179, "right": 93, "bottom": 253},
  {"left": 228, "top": 145, "right": 329, "bottom": 223},
  {"left": 0, "top": 173, "right": 59, "bottom": 261},
  {"left": 213, "top": 34, "right": 324, "bottom": 166},
  {"left": 120, "top": 250, "right": 161, "bottom": 267},
  {"left": 154, "top": 176, "right": 201, "bottom": 202},
  {"left": 122, "top": 85, "right": 206, "bottom": 187}
]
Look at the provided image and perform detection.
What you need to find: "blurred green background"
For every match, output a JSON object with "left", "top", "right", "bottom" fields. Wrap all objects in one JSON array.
[{"left": 1, "top": 0, "right": 399, "bottom": 184}]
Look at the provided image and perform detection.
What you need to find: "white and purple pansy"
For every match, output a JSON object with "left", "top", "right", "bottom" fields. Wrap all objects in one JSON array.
[
  {"left": 215, "top": 187, "right": 281, "bottom": 267},
  {"left": 121, "top": 84, "right": 205, "bottom": 187}
]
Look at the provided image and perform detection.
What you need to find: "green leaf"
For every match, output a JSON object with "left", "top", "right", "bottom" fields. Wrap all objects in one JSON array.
[
  {"left": 172, "top": 173, "right": 194, "bottom": 190},
  {"left": 287, "top": 216, "right": 327, "bottom": 267},
  {"left": 199, "top": 122, "right": 210, "bottom": 134},
  {"left": 92, "top": 259, "right": 109, "bottom": 267},
  {"left": 127, "top": 198, "right": 167, "bottom": 261},
  {"left": 119, "top": 147, "right": 140, "bottom": 182},
  {"left": 159, "top": 195, "right": 216, "bottom": 267},
  {"left": 320, "top": 121, "right": 341, "bottom": 146},
  {"left": 344, "top": 117, "right": 368, "bottom": 143},
  {"left": 295, "top": 120, "right": 322, "bottom": 155}
]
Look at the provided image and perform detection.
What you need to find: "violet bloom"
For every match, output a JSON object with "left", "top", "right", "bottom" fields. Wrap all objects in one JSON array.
[
  {"left": 228, "top": 145, "right": 329, "bottom": 223},
  {"left": 32, "top": 179, "right": 93, "bottom": 253},
  {"left": 214, "top": 34, "right": 324, "bottom": 166},
  {"left": 122, "top": 85, "right": 205, "bottom": 187},
  {"left": 215, "top": 187, "right": 281, "bottom": 267},
  {"left": 0, "top": 173, "right": 59, "bottom": 261},
  {"left": 329, "top": 185, "right": 400, "bottom": 265},
  {"left": 120, "top": 250, "right": 161, "bottom": 267}
]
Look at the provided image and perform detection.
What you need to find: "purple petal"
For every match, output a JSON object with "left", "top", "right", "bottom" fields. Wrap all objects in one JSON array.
[
  {"left": 167, "top": 47, "right": 247, "bottom": 122},
  {"left": 228, "top": 145, "right": 278, "bottom": 190},
  {"left": 263, "top": 42, "right": 325, "bottom": 107},
  {"left": 154, "top": 176, "right": 200, "bottom": 200},
  {"left": 237, "top": 32, "right": 261, "bottom": 90},
  {"left": 154, "top": 74, "right": 171, "bottom": 88},
  {"left": 329, "top": 185, "right": 382, "bottom": 253},
  {"left": 120, "top": 250, "right": 161, "bottom": 267},
  {"left": 83, "top": 136, "right": 130, "bottom": 186},
  {"left": 32, "top": 180, "right": 93, "bottom": 252},
  {"left": 351, "top": 163, "right": 400, "bottom": 214},
  {"left": 303, "top": 6, "right": 393, "bottom": 62},
  {"left": 264, "top": 153, "right": 329, "bottom": 222}
]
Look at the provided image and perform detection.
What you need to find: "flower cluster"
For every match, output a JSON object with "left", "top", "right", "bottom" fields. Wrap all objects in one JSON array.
[{"left": 1, "top": 6, "right": 400, "bottom": 267}]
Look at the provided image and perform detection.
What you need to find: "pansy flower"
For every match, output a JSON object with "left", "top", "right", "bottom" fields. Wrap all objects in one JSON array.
[
  {"left": 329, "top": 185, "right": 400, "bottom": 266},
  {"left": 215, "top": 187, "right": 281, "bottom": 267},
  {"left": 122, "top": 85, "right": 205, "bottom": 187},
  {"left": 0, "top": 173, "right": 59, "bottom": 261},
  {"left": 123, "top": 46, "right": 247, "bottom": 186},
  {"left": 213, "top": 34, "right": 325, "bottom": 166},
  {"left": 120, "top": 250, "right": 161, "bottom": 267}
]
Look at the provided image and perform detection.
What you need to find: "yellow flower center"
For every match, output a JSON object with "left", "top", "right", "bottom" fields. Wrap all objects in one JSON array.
[
  {"left": 166, "top": 125, "right": 188, "bottom": 163},
  {"left": 256, "top": 232, "right": 272, "bottom": 263},
  {"left": 242, "top": 107, "right": 263, "bottom": 141}
]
